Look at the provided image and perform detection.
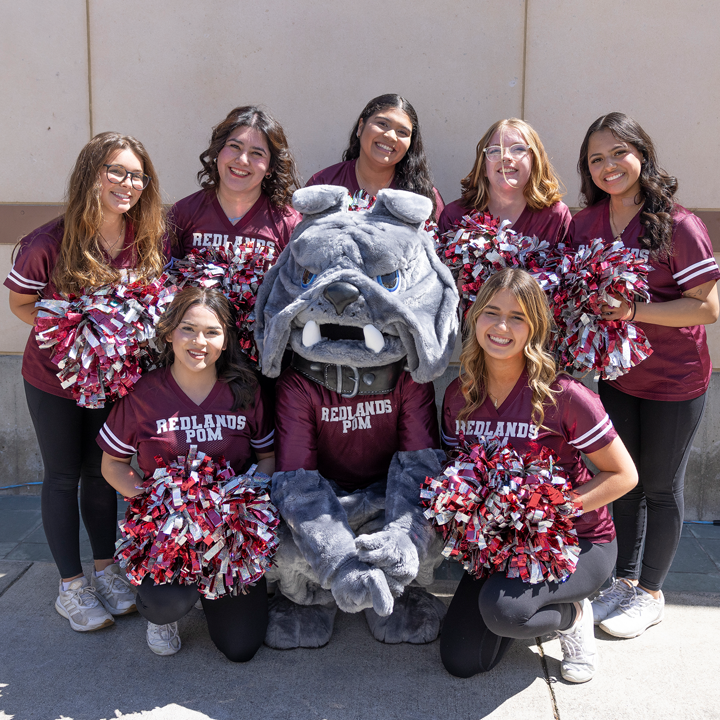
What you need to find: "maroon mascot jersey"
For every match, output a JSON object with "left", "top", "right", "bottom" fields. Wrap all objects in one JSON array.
[
  {"left": 169, "top": 189, "right": 301, "bottom": 260},
  {"left": 569, "top": 200, "right": 720, "bottom": 401},
  {"left": 306, "top": 160, "right": 445, "bottom": 219},
  {"left": 275, "top": 368, "right": 440, "bottom": 492},
  {"left": 442, "top": 373, "right": 617, "bottom": 543},
  {"left": 97, "top": 366, "right": 274, "bottom": 477},
  {"left": 438, "top": 199, "right": 571, "bottom": 247}
]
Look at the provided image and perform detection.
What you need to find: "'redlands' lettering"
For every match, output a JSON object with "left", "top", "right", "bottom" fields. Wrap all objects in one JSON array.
[
  {"left": 320, "top": 399, "right": 394, "bottom": 434},
  {"left": 155, "top": 414, "right": 246, "bottom": 442},
  {"left": 191, "top": 233, "right": 277, "bottom": 259},
  {"left": 455, "top": 419, "right": 538, "bottom": 442}
]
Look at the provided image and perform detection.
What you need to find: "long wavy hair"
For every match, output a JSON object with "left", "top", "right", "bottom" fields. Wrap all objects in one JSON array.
[
  {"left": 458, "top": 268, "right": 558, "bottom": 428},
  {"left": 459, "top": 118, "right": 565, "bottom": 213},
  {"left": 156, "top": 287, "right": 258, "bottom": 411},
  {"left": 53, "top": 132, "right": 165, "bottom": 295},
  {"left": 578, "top": 112, "right": 677, "bottom": 259},
  {"left": 341, "top": 93, "right": 438, "bottom": 219},
  {"left": 197, "top": 106, "right": 301, "bottom": 208}
]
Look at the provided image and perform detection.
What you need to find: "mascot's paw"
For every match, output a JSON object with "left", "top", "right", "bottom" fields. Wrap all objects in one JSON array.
[
  {"left": 265, "top": 593, "right": 337, "bottom": 650},
  {"left": 356, "top": 530, "right": 419, "bottom": 590},
  {"left": 331, "top": 557, "right": 394, "bottom": 616},
  {"left": 364, "top": 586, "right": 447, "bottom": 645}
]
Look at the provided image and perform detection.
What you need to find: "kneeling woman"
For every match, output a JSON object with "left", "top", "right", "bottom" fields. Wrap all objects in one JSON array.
[
  {"left": 98, "top": 288, "right": 275, "bottom": 660},
  {"left": 439, "top": 269, "right": 636, "bottom": 683}
]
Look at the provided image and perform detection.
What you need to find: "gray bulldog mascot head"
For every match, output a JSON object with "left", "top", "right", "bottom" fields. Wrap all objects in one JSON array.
[
  {"left": 257, "top": 186, "right": 458, "bottom": 650},
  {"left": 255, "top": 185, "right": 458, "bottom": 387}
]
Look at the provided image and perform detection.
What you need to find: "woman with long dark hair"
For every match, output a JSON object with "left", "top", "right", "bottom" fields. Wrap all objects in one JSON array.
[
  {"left": 306, "top": 93, "right": 443, "bottom": 219},
  {"left": 169, "top": 105, "right": 302, "bottom": 260},
  {"left": 438, "top": 118, "right": 570, "bottom": 246},
  {"left": 440, "top": 268, "right": 636, "bottom": 682},
  {"left": 5, "top": 132, "right": 167, "bottom": 631},
  {"left": 570, "top": 112, "right": 719, "bottom": 638},
  {"left": 99, "top": 287, "right": 274, "bottom": 659}
]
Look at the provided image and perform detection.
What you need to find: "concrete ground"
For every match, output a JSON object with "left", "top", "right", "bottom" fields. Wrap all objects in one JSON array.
[{"left": 1, "top": 495, "right": 719, "bottom": 720}]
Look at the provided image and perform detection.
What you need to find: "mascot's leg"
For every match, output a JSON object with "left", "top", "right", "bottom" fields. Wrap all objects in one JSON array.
[{"left": 356, "top": 449, "right": 448, "bottom": 644}]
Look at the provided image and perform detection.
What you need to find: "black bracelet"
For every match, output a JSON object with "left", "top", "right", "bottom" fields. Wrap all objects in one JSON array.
[{"left": 629, "top": 302, "right": 636, "bottom": 322}]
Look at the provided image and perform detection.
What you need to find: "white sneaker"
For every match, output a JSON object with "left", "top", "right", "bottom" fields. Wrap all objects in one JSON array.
[
  {"left": 599, "top": 587, "right": 664, "bottom": 638},
  {"left": 591, "top": 578, "right": 635, "bottom": 625},
  {"left": 92, "top": 564, "right": 137, "bottom": 615},
  {"left": 146, "top": 621, "right": 181, "bottom": 656},
  {"left": 55, "top": 578, "right": 115, "bottom": 632},
  {"left": 557, "top": 598, "right": 597, "bottom": 683}
]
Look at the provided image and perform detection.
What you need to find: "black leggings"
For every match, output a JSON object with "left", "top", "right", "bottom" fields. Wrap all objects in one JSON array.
[
  {"left": 136, "top": 576, "right": 268, "bottom": 662},
  {"left": 441, "top": 538, "right": 617, "bottom": 678},
  {"left": 24, "top": 381, "right": 118, "bottom": 579},
  {"left": 599, "top": 381, "right": 706, "bottom": 592}
]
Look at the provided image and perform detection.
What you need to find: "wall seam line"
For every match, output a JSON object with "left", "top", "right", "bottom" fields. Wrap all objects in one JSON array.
[
  {"left": 85, "top": 0, "right": 93, "bottom": 139},
  {"left": 521, "top": 0, "right": 529, "bottom": 120}
]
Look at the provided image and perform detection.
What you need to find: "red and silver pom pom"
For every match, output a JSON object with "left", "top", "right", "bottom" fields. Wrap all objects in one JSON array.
[
  {"left": 436, "top": 211, "right": 653, "bottom": 380},
  {"left": 115, "top": 446, "right": 279, "bottom": 598},
  {"left": 168, "top": 242, "right": 275, "bottom": 365},
  {"left": 421, "top": 437, "right": 581, "bottom": 584},
  {"left": 34, "top": 274, "right": 177, "bottom": 408}
]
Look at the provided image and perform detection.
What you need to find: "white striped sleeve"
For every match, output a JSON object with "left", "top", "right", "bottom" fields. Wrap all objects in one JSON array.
[
  {"left": 570, "top": 414, "right": 614, "bottom": 451},
  {"left": 99, "top": 424, "right": 136, "bottom": 456},
  {"left": 441, "top": 428, "right": 459, "bottom": 447},
  {"left": 673, "top": 257, "right": 720, "bottom": 286},
  {"left": 250, "top": 429, "right": 274, "bottom": 450},
  {"left": 6, "top": 267, "right": 46, "bottom": 292}
]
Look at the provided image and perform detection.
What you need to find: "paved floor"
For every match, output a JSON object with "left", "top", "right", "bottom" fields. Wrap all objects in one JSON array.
[{"left": 1, "top": 494, "right": 719, "bottom": 720}]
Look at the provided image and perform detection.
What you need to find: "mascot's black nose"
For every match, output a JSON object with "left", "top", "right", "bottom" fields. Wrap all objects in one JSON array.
[{"left": 324, "top": 281, "right": 360, "bottom": 315}]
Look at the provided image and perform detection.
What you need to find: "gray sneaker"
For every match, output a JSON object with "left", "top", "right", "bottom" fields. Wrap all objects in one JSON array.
[
  {"left": 146, "top": 621, "right": 181, "bottom": 656},
  {"left": 92, "top": 564, "right": 137, "bottom": 615},
  {"left": 55, "top": 578, "right": 115, "bottom": 632}
]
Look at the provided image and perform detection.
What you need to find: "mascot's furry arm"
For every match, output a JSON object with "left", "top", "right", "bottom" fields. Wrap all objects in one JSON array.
[
  {"left": 355, "top": 448, "right": 445, "bottom": 594},
  {"left": 272, "top": 469, "right": 394, "bottom": 616}
]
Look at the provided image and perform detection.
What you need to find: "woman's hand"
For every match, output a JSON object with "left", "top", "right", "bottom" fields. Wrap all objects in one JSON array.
[
  {"left": 101, "top": 453, "right": 145, "bottom": 498},
  {"left": 8, "top": 290, "right": 39, "bottom": 326},
  {"left": 600, "top": 296, "right": 634, "bottom": 322}
]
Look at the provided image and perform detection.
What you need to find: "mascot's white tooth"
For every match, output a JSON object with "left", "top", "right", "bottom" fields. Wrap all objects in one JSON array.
[
  {"left": 302, "top": 320, "right": 322, "bottom": 347},
  {"left": 363, "top": 324, "right": 385, "bottom": 353}
]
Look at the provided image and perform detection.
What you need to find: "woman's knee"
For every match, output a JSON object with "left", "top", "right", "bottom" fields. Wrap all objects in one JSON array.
[{"left": 216, "top": 639, "right": 263, "bottom": 663}]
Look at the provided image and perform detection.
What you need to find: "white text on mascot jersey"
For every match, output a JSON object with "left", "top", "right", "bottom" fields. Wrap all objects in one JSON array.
[
  {"left": 321, "top": 399, "right": 394, "bottom": 434},
  {"left": 155, "top": 414, "right": 246, "bottom": 443},
  {"left": 455, "top": 419, "right": 539, "bottom": 443}
]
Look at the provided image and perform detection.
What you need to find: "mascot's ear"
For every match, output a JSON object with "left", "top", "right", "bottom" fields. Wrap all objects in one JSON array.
[
  {"left": 293, "top": 185, "right": 350, "bottom": 216},
  {"left": 372, "top": 189, "right": 432, "bottom": 228}
]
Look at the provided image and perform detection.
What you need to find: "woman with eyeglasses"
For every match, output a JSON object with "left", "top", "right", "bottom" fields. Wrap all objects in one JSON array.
[
  {"left": 306, "top": 93, "right": 444, "bottom": 220},
  {"left": 569, "top": 113, "right": 720, "bottom": 639},
  {"left": 5, "top": 132, "right": 167, "bottom": 633},
  {"left": 438, "top": 118, "right": 570, "bottom": 246},
  {"left": 169, "top": 106, "right": 302, "bottom": 262}
]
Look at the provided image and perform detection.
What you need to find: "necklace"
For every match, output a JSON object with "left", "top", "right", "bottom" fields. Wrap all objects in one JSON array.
[
  {"left": 487, "top": 392, "right": 499, "bottom": 409},
  {"left": 99, "top": 218, "right": 125, "bottom": 254},
  {"left": 355, "top": 162, "right": 393, "bottom": 196},
  {"left": 609, "top": 202, "right": 640, "bottom": 242}
]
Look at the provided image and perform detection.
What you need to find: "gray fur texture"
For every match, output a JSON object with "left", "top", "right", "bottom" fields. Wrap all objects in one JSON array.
[{"left": 255, "top": 186, "right": 459, "bottom": 383}]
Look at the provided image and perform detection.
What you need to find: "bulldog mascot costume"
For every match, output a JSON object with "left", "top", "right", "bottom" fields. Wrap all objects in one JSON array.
[{"left": 255, "top": 186, "right": 459, "bottom": 649}]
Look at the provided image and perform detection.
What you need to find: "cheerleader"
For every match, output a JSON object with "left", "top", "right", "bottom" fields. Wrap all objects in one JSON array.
[
  {"left": 169, "top": 105, "right": 302, "bottom": 261},
  {"left": 438, "top": 118, "right": 570, "bottom": 246},
  {"left": 98, "top": 287, "right": 274, "bottom": 659},
  {"left": 569, "top": 112, "right": 720, "bottom": 638},
  {"left": 306, "top": 93, "right": 444, "bottom": 219},
  {"left": 5, "top": 132, "right": 167, "bottom": 631},
  {"left": 439, "top": 268, "right": 637, "bottom": 682}
]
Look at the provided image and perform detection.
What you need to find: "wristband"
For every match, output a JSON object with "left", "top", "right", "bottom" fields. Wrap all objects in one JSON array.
[{"left": 629, "top": 302, "right": 636, "bottom": 322}]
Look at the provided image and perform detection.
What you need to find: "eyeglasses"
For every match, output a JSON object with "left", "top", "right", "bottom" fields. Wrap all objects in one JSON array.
[
  {"left": 483, "top": 144, "right": 531, "bottom": 163},
  {"left": 103, "top": 164, "right": 151, "bottom": 190}
]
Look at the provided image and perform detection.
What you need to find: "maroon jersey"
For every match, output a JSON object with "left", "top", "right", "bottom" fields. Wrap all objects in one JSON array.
[
  {"left": 168, "top": 189, "right": 301, "bottom": 260},
  {"left": 306, "top": 159, "right": 445, "bottom": 218},
  {"left": 4, "top": 218, "right": 146, "bottom": 399},
  {"left": 569, "top": 200, "right": 720, "bottom": 401},
  {"left": 438, "top": 199, "right": 571, "bottom": 247},
  {"left": 441, "top": 373, "right": 617, "bottom": 543},
  {"left": 275, "top": 368, "right": 440, "bottom": 492},
  {"left": 97, "top": 366, "right": 274, "bottom": 477}
]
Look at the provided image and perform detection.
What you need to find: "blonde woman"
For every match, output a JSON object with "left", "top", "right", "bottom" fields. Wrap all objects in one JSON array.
[
  {"left": 5, "top": 132, "right": 167, "bottom": 632},
  {"left": 439, "top": 118, "right": 570, "bottom": 246},
  {"left": 439, "top": 268, "right": 636, "bottom": 682}
]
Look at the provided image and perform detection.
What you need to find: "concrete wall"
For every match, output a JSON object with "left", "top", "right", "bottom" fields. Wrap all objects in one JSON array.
[{"left": 2, "top": 1, "right": 719, "bottom": 511}]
